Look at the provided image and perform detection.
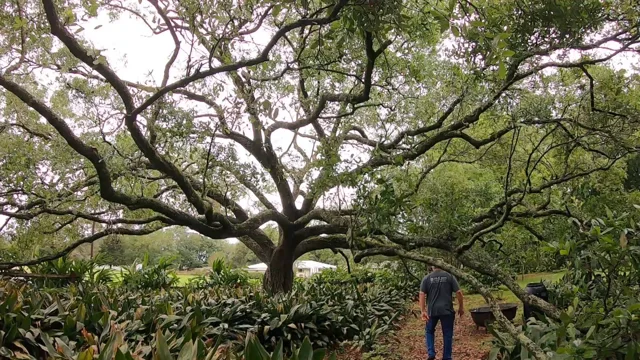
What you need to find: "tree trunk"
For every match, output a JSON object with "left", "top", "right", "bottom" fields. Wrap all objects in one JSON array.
[{"left": 263, "top": 245, "right": 295, "bottom": 294}]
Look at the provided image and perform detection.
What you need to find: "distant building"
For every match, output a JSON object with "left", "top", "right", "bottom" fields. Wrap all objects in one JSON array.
[{"left": 247, "top": 260, "right": 337, "bottom": 278}]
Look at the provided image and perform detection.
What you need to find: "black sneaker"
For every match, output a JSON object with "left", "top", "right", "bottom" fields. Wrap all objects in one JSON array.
[{"left": 427, "top": 357, "right": 435, "bottom": 360}]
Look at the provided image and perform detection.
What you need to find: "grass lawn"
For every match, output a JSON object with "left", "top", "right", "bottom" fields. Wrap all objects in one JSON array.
[
  {"left": 513, "top": 271, "right": 566, "bottom": 288},
  {"left": 176, "top": 273, "right": 197, "bottom": 285}
]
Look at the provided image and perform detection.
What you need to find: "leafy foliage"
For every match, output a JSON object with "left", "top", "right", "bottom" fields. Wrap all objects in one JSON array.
[
  {"left": 120, "top": 255, "right": 179, "bottom": 290},
  {"left": 25, "top": 256, "right": 114, "bottom": 288},
  {"left": 189, "top": 259, "right": 251, "bottom": 288},
  {"left": 490, "top": 207, "right": 640, "bottom": 359},
  {"left": 0, "top": 266, "right": 411, "bottom": 358},
  {"left": 97, "top": 229, "right": 223, "bottom": 270}
]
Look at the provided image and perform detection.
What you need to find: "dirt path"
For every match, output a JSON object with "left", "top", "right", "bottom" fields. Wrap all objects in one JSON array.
[
  {"left": 336, "top": 305, "right": 492, "bottom": 360},
  {"left": 389, "top": 307, "right": 492, "bottom": 359}
]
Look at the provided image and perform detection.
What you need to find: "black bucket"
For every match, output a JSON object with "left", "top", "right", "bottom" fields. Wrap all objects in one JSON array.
[{"left": 523, "top": 282, "right": 548, "bottom": 321}]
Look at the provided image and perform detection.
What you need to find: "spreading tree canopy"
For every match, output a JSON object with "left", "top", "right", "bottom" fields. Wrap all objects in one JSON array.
[{"left": 1, "top": 0, "right": 639, "bottom": 309}]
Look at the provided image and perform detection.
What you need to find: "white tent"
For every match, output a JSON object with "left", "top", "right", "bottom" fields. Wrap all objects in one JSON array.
[
  {"left": 246, "top": 260, "right": 336, "bottom": 278},
  {"left": 247, "top": 263, "right": 269, "bottom": 272}
]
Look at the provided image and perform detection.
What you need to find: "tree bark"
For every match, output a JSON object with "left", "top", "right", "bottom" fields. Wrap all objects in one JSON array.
[{"left": 263, "top": 244, "right": 296, "bottom": 294}]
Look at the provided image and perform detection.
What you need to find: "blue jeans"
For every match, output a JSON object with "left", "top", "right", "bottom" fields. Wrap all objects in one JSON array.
[{"left": 425, "top": 313, "right": 455, "bottom": 360}]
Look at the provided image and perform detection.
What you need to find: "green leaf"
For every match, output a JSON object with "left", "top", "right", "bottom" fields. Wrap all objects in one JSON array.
[
  {"left": 273, "top": 5, "right": 282, "bottom": 17},
  {"left": 98, "top": 336, "right": 116, "bottom": 360},
  {"left": 296, "top": 337, "right": 313, "bottom": 360},
  {"left": 262, "top": 100, "right": 272, "bottom": 112},
  {"left": 177, "top": 341, "right": 195, "bottom": 360},
  {"left": 451, "top": 26, "right": 460, "bottom": 37},
  {"left": 628, "top": 303, "right": 640, "bottom": 312},
  {"left": 312, "top": 349, "right": 326, "bottom": 360},
  {"left": 245, "top": 334, "right": 270, "bottom": 360},
  {"left": 625, "top": 342, "right": 637, "bottom": 360},
  {"left": 270, "top": 340, "right": 283, "bottom": 360},
  {"left": 115, "top": 349, "right": 136, "bottom": 360},
  {"left": 585, "top": 325, "right": 596, "bottom": 339},
  {"left": 39, "top": 333, "right": 57, "bottom": 356},
  {"left": 498, "top": 62, "right": 507, "bottom": 79},
  {"left": 154, "top": 329, "right": 172, "bottom": 360},
  {"left": 78, "top": 348, "right": 95, "bottom": 360},
  {"left": 448, "top": 0, "right": 457, "bottom": 12},
  {"left": 430, "top": 11, "right": 449, "bottom": 33},
  {"left": 606, "top": 206, "right": 614, "bottom": 219}
]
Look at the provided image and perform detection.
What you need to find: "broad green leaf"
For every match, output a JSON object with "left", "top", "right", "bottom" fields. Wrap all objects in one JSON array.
[
  {"left": 154, "top": 330, "right": 172, "bottom": 360},
  {"left": 270, "top": 340, "right": 283, "bottom": 360},
  {"left": 177, "top": 341, "right": 195, "bottom": 360},
  {"left": 296, "top": 337, "right": 313, "bottom": 360},
  {"left": 39, "top": 333, "right": 57, "bottom": 356},
  {"left": 312, "top": 349, "right": 326, "bottom": 360},
  {"left": 78, "top": 348, "right": 95, "bottom": 360}
]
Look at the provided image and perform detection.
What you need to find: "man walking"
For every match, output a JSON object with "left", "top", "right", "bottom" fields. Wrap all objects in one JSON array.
[{"left": 420, "top": 265, "right": 464, "bottom": 360}]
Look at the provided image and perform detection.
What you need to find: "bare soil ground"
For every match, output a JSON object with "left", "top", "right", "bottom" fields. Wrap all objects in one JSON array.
[{"left": 335, "top": 305, "right": 492, "bottom": 360}]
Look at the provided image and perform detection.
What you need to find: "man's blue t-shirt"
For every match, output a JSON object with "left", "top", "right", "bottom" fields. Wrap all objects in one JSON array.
[{"left": 420, "top": 270, "right": 460, "bottom": 316}]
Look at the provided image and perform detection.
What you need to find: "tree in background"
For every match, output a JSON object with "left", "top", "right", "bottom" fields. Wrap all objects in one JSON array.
[
  {"left": 226, "top": 242, "right": 260, "bottom": 269},
  {"left": 95, "top": 235, "right": 126, "bottom": 266},
  {"left": 94, "top": 227, "right": 222, "bottom": 269}
]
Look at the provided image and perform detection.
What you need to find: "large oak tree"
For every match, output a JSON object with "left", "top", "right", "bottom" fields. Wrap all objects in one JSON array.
[{"left": 1, "top": 0, "right": 639, "bottom": 308}]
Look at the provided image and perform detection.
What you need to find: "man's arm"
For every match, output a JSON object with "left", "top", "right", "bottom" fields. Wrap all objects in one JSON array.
[
  {"left": 420, "top": 291, "right": 429, "bottom": 321},
  {"left": 456, "top": 290, "right": 464, "bottom": 316},
  {"left": 450, "top": 274, "right": 464, "bottom": 316}
]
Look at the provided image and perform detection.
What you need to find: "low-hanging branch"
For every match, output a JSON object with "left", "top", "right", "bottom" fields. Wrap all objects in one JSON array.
[
  {"left": 361, "top": 231, "right": 563, "bottom": 321},
  {"left": 0, "top": 225, "right": 165, "bottom": 270},
  {"left": 0, "top": 272, "right": 79, "bottom": 280}
]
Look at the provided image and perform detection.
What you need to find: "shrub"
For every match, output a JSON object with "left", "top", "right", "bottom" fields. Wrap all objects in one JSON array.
[
  {"left": 120, "top": 254, "right": 179, "bottom": 290},
  {"left": 189, "top": 259, "right": 250, "bottom": 288},
  {"left": 489, "top": 208, "right": 640, "bottom": 359},
  {"left": 0, "top": 266, "right": 412, "bottom": 358},
  {"left": 27, "top": 256, "right": 114, "bottom": 287}
]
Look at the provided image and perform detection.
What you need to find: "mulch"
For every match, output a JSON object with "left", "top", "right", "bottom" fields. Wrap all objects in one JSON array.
[{"left": 335, "top": 307, "right": 492, "bottom": 360}]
